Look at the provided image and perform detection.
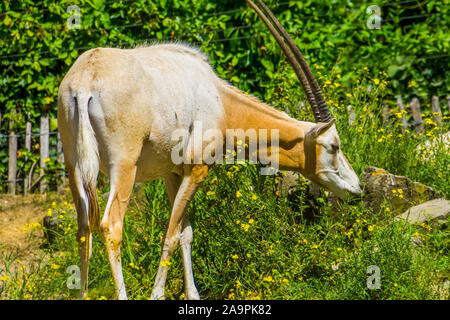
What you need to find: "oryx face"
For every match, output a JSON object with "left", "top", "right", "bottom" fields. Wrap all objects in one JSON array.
[{"left": 303, "top": 120, "right": 362, "bottom": 200}]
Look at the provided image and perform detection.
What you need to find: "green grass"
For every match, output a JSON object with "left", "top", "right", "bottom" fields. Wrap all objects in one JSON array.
[{"left": 1, "top": 68, "right": 449, "bottom": 300}]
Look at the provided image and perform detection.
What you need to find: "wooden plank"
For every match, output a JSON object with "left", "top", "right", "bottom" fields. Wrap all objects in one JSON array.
[
  {"left": 382, "top": 105, "right": 390, "bottom": 127},
  {"left": 410, "top": 97, "right": 423, "bottom": 133},
  {"left": 347, "top": 105, "right": 355, "bottom": 126},
  {"left": 284, "top": 104, "right": 291, "bottom": 115},
  {"left": 24, "top": 120, "right": 32, "bottom": 195},
  {"left": 57, "top": 132, "right": 66, "bottom": 193},
  {"left": 40, "top": 113, "right": 49, "bottom": 194},
  {"left": 431, "top": 95, "right": 442, "bottom": 127},
  {"left": 447, "top": 96, "right": 450, "bottom": 113},
  {"left": 8, "top": 120, "right": 17, "bottom": 194},
  {"left": 396, "top": 97, "right": 408, "bottom": 132}
]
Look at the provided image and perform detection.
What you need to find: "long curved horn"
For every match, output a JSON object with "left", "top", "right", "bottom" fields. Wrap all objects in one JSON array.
[
  {"left": 249, "top": 0, "right": 332, "bottom": 122},
  {"left": 245, "top": 0, "right": 321, "bottom": 122}
]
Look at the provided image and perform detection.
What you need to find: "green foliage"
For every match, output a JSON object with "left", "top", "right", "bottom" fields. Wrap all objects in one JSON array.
[{"left": 0, "top": 0, "right": 448, "bottom": 300}]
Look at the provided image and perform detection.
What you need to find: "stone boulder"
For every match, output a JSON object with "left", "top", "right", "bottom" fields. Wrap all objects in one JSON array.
[
  {"left": 395, "top": 198, "right": 450, "bottom": 226},
  {"left": 362, "top": 167, "right": 437, "bottom": 213},
  {"left": 277, "top": 167, "right": 441, "bottom": 217}
]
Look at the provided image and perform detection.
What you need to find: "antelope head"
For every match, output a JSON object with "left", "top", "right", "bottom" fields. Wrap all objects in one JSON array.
[{"left": 248, "top": 0, "right": 362, "bottom": 200}]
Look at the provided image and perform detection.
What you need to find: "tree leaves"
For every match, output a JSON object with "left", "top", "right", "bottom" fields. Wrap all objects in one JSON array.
[{"left": 0, "top": 0, "right": 447, "bottom": 135}]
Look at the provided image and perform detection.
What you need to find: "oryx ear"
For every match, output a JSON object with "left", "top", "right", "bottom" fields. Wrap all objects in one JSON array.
[{"left": 310, "top": 118, "right": 336, "bottom": 138}]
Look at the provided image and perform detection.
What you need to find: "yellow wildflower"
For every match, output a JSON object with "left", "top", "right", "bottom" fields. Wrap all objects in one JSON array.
[
  {"left": 0, "top": 275, "right": 10, "bottom": 281},
  {"left": 160, "top": 259, "right": 172, "bottom": 267}
]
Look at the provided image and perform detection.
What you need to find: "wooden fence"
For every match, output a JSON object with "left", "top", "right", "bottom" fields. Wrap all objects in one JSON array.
[
  {"left": 345, "top": 95, "right": 448, "bottom": 132},
  {"left": 1, "top": 95, "right": 449, "bottom": 195},
  {"left": 0, "top": 112, "right": 65, "bottom": 195}
]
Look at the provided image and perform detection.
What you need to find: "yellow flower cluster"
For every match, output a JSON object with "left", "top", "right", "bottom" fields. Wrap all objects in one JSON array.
[
  {"left": 129, "top": 262, "right": 142, "bottom": 270},
  {"left": 392, "top": 188, "right": 404, "bottom": 199},
  {"left": 21, "top": 222, "right": 41, "bottom": 233},
  {"left": 160, "top": 259, "right": 172, "bottom": 267}
]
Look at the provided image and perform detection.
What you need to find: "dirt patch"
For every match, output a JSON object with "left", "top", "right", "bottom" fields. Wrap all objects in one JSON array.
[{"left": 0, "top": 193, "right": 68, "bottom": 272}]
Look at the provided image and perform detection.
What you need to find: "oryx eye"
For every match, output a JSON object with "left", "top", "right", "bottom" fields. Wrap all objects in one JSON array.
[{"left": 330, "top": 143, "right": 340, "bottom": 152}]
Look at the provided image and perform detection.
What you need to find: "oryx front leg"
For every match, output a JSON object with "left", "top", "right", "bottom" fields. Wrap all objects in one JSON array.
[
  {"left": 151, "top": 165, "right": 208, "bottom": 300},
  {"left": 101, "top": 163, "right": 136, "bottom": 300},
  {"left": 179, "top": 219, "right": 200, "bottom": 300}
]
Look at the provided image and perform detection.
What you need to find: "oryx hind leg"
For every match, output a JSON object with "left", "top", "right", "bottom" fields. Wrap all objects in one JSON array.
[
  {"left": 100, "top": 162, "right": 137, "bottom": 300},
  {"left": 151, "top": 165, "right": 208, "bottom": 300},
  {"left": 67, "top": 164, "right": 92, "bottom": 299},
  {"left": 165, "top": 173, "right": 200, "bottom": 300}
]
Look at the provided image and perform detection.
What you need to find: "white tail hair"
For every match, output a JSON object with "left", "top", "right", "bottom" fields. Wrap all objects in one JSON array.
[{"left": 75, "top": 94, "right": 100, "bottom": 232}]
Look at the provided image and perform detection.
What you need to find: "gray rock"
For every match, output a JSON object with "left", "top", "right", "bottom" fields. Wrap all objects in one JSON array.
[
  {"left": 42, "top": 209, "right": 76, "bottom": 247},
  {"left": 395, "top": 198, "right": 450, "bottom": 225},
  {"left": 362, "top": 166, "right": 437, "bottom": 214}
]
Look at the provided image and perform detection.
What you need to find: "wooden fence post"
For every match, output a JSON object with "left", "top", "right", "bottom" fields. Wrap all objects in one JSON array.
[
  {"left": 396, "top": 97, "right": 408, "bottom": 132},
  {"left": 57, "top": 132, "right": 66, "bottom": 192},
  {"left": 447, "top": 96, "right": 450, "bottom": 114},
  {"left": 431, "top": 95, "right": 442, "bottom": 127},
  {"left": 382, "top": 105, "right": 390, "bottom": 127},
  {"left": 284, "top": 104, "right": 291, "bottom": 115},
  {"left": 8, "top": 119, "right": 17, "bottom": 195},
  {"left": 24, "top": 119, "right": 32, "bottom": 195},
  {"left": 347, "top": 105, "right": 355, "bottom": 126},
  {"left": 40, "top": 113, "right": 49, "bottom": 194},
  {"left": 410, "top": 97, "right": 423, "bottom": 133}
]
